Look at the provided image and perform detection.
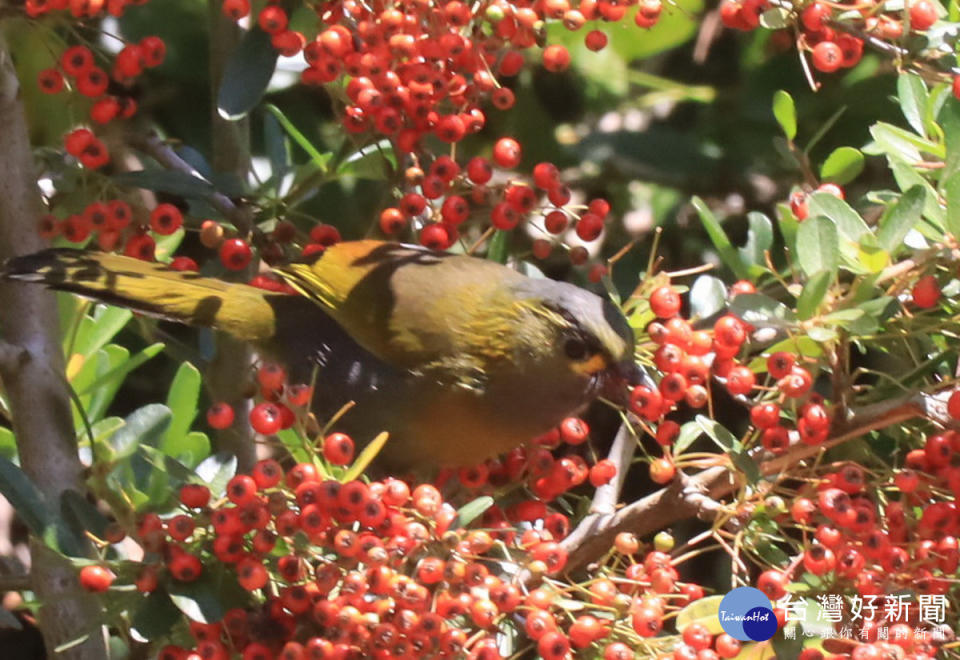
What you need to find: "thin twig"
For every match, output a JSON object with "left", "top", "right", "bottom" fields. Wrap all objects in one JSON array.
[{"left": 126, "top": 132, "right": 252, "bottom": 235}]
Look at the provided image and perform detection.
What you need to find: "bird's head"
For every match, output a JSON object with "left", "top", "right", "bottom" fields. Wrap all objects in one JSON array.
[{"left": 508, "top": 278, "right": 639, "bottom": 400}]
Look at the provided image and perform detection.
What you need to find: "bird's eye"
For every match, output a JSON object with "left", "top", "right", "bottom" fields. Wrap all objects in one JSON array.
[{"left": 564, "top": 338, "right": 588, "bottom": 360}]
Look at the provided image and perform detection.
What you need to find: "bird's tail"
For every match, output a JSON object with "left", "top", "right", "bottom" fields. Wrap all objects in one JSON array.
[{"left": 3, "top": 248, "right": 280, "bottom": 341}]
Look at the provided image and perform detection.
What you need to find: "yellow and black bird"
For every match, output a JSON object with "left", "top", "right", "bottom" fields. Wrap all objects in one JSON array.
[{"left": 3, "top": 240, "right": 636, "bottom": 470}]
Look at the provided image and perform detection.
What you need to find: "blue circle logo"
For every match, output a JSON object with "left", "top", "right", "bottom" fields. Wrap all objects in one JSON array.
[{"left": 718, "top": 587, "right": 778, "bottom": 641}]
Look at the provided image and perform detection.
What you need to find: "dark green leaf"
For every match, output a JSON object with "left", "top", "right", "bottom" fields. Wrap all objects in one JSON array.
[
  {"left": 796, "top": 216, "right": 839, "bottom": 278},
  {"left": 691, "top": 196, "right": 749, "bottom": 279},
  {"left": 168, "top": 576, "right": 227, "bottom": 624},
  {"left": 689, "top": 275, "right": 727, "bottom": 320},
  {"left": 696, "top": 415, "right": 739, "bottom": 452},
  {"left": 131, "top": 590, "right": 181, "bottom": 640},
  {"left": 819, "top": 147, "right": 864, "bottom": 185},
  {"left": 451, "top": 496, "right": 494, "bottom": 529},
  {"left": 217, "top": 27, "right": 278, "bottom": 120},
  {"left": 138, "top": 445, "right": 197, "bottom": 485},
  {"left": 111, "top": 170, "right": 218, "bottom": 202},
  {"left": 729, "top": 293, "right": 797, "bottom": 328},
  {"left": 877, "top": 185, "right": 926, "bottom": 253},
  {"left": 897, "top": 74, "right": 928, "bottom": 136},
  {"left": 108, "top": 405, "right": 172, "bottom": 461},
  {"left": 0, "top": 457, "right": 53, "bottom": 538},
  {"left": 337, "top": 140, "right": 396, "bottom": 180},
  {"left": 772, "top": 90, "right": 797, "bottom": 141},
  {"left": 797, "top": 270, "right": 832, "bottom": 320}
]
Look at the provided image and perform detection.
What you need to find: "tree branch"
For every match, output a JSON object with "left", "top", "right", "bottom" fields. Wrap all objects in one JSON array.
[
  {"left": 0, "top": 25, "right": 106, "bottom": 659},
  {"left": 560, "top": 390, "right": 932, "bottom": 573}
]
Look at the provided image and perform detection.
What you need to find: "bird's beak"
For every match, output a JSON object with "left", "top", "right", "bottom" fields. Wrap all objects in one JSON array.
[{"left": 600, "top": 359, "right": 644, "bottom": 405}]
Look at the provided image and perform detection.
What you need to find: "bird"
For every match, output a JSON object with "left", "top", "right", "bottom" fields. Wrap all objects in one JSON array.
[{"left": 3, "top": 240, "right": 637, "bottom": 470}]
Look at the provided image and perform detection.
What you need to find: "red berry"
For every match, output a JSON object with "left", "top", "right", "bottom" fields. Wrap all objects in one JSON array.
[
  {"left": 250, "top": 402, "right": 282, "bottom": 435},
  {"left": 585, "top": 30, "right": 608, "bottom": 51},
  {"left": 206, "top": 402, "right": 235, "bottom": 429},
  {"left": 492, "top": 137, "right": 522, "bottom": 169},
  {"left": 79, "top": 565, "right": 115, "bottom": 592},
  {"left": 220, "top": 238, "right": 252, "bottom": 271},
  {"left": 323, "top": 432, "right": 354, "bottom": 465},
  {"left": 650, "top": 285, "right": 681, "bottom": 318},
  {"left": 37, "top": 68, "right": 64, "bottom": 94},
  {"left": 542, "top": 45, "right": 571, "bottom": 72},
  {"left": 912, "top": 274, "right": 940, "bottom": 308},
  {"left": 150, "top": 203, "right": 183, "bottom": 235},
  {"left": 179, "top": 483, "right": 211, "bottom": 508},
  {"left": 222, "top": 0, "right": 250, "bottom": 19},
  {"left": 910, "top": 0, "right": 938, "bottom": 30},
  {"left": 811, "top": 41, "right": 843, "bottom": 73},
  {"left": 649, "top": 457, "right": 676, "bottom": 484},
  {"left": 589, "top": 459, "right": 617, "bottom": 486}
]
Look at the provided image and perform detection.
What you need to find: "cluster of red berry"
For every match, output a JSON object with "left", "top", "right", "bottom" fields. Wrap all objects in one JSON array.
[
  {"left": 717, "top": 0, "right": 959, "bottom": 92},
  {"left": 77, "top": 451, "right": 724, "bottom": 660}
]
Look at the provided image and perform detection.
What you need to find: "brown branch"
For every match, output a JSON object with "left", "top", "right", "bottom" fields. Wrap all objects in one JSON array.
[
  {"left": 126, "top": 132, "right": 251, "bottom": 234},
  {"left": 561, "top": 390, "right": 932, "bottom": 573},
  {"left": 591, "top": 422, "right": 636, "bottom": 515},
  {"left": 0, "top": 27, "right": 107, "bottom": 659}
]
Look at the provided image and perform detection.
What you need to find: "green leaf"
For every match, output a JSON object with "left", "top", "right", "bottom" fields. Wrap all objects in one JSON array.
[
  {"left": 696, "top": 417, "right": 764, "bottom": 484},
  {"left": 796, "top": 216, "right": 839, "bottom": 278},
  {"left": 131, "top": 590, "right": 182, "bottom": 640},
  {"left": 938, "top": 95, "right": 960, "bottom": 182},
  {"left": 877, "top": 185, "right": 926, "bottom": 253},
  {"left": 898, "top": 74, "right": 928, "bottom": 136},
  {"left": 342, "top": 432, "right": 389, "bottom": 483},
  {"left": 806, "top": 192, "right": 870, "bottom": 242},
  {"left": 673, "top": 421, "right": 702, "bottom": 456},
  {"left": 195, "top": 452, "right": 238, "bottom": 498},
  {"left": 689, "top": 275, "right": 727, "bottom": 320},
  {"left": 337, "top": 139, "right": 396, "bottom": 180},
  {"left": 691, "top": 196, "right": 749, "bottom": 279},
  {"left": 111, "top": 170, "right": 219, "bottom": 202},
  {"left": 887, "top": 158, "right": 945, "bottom": 231},
  {"left": 163, "top": 432, "right": 210, "bottom": 469},
  {"left": 868, "top": 122, "right": 943, "bottom": 161},
  {"left": 138, "top": 446, "right": 197, "bottom": 485},
  {"left": 772, "top": 90, "right": 797, "bottom": 141},
  {"left": 797, "top": 270, "right": 832, "bottom": 320},
  {"left": 947, "top": 171, "right": 960, "bottom": 238},
  {"left": 264, "top": 110, "right": 289, "bottom": 190},
  {"left": 217, "top": 27, "right": 278, "bottom": 120},
  {"left": 819, "top": 147, "right": 864, "bottom": 185},
  {"left": 0, "top": 427, "right": 15, "bottom": 461},
  {"left": 738, "top": 212, "right": 773, "bottom": 272},
  {"left": 76, "top": 342, "right": 164, "bottom": 396},
  {"left": 108, "top": 404, "right": 172, "bottom": 461},
  {"left": 0, "top": 457, "right": 53, "bottom": 538},
  {"left": 451, "top": 496, "right": 494, "bottom": 529},
  {"left": 264, "top": 104, "right": 332, "bottom": 171},
  {"left": 168, "top": 576, "right": 227, "bottom": 624},
  {"left": 856, "top": 234, "right": 890, "bottom": 274},
  {"left": 276, "top": 427, "right": 312, "bottom": 464},
  {"left": 163, "top": 362, "right": 201, "bottom": 454},
  {"left": 71, "top": 306, "right": 133, "bottom": 359},
  {"left": 729, "top": 293, "right": 797, "bottom": 329},
  {"left": 487, "top": 230, "right": 510, "bottom": 264}
]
